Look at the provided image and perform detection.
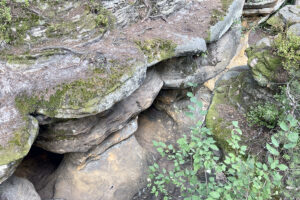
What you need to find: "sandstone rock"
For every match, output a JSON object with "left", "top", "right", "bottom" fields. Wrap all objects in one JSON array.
[
  {"left": 267, "top": 5, "right": 300, "bottom": 28},
  {"left": 39, "top": 122, "right": 147, "bottom": 200},
  {"left": 36, "top": 69, "right": 163, "bottom": 153},
  {"left": 243, "top": 0, "right": 286, "bottom": 24},
  {"left": 0, "top": 0, "right": 243, "bottom": 185},
  {"left": 288, "top": 23, "right": 300, "bottom": 36},
  {"left": 0, "top": 176, "right": 41, "bottom": 200},
  {"left": 14, "top": 146, "right": 63, "bottom": 192},
  {"left": 68, "top": 117, "right": 139, "bottom": 168},
  {"left": 156, "top": 26, "right": 241, "bottom": 89},
  {"left": 206, "top": 66, "right": 274, "bottom": 154},
  {"left": 0, "top": 116, "right": 38, "bottom": 184},
  {"left": 246, "top": 39, "right": 288, "bottom": 87},
  {"left": 208, "top": 0, "right": 245, "bottom": 42},
  {"left": 244, "top": 0, "right": 278, "bottom": 9},
  {"left": 135, "top": 86, "right": 212, "bottom": 155}
]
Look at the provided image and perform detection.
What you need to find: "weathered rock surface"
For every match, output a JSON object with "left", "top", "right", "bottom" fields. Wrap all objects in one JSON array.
[
  {"left": 39, "top": 120, "right": 147, "bottom": 200},
  {"left": 36, "top": 69, "right": 163, "bottom": 153},
  {"left": 206, "top": 66, "right": 273, "bottom": 154},
  {"left": 0, "top": 116, "right": 38, "bottom": 184},
  {"left": 243, "top": 0, "right": 286, "bottom": 16},
  {"left": 246, "top": 38, "right": 287, "bottom": 87},
  {"left": 0, "top": 0, "right": 244, "bottom": 183},
  {"left": 0, "top": 175, "right": 41, "bottom": 200},
  {"left": 14, "top": 146, "right": 63, "bottom": 192},
  {"left": 267, "top": 5, "right": 300, "bottom": 28},
  {"left": 135, "top": 86, "right": 212, "bottom": 155},
  {"left": 244, "top": 0, "right": 278, "bottom": 9},
  {"left": 288, "top": 23, "right": 300, "bottom": 36},
  {"left": 208, "top": 0, "right": 245, "bottom": 42},
  {"left": 156, "top": 26, "right": 241, "bottom": 88},
  {"left": 243, "top": 0, "right": 286, "bottom": 24}
]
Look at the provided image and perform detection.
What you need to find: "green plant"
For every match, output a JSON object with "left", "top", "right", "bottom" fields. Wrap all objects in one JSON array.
[
  {"left": 273, "top": 32, "right": 300, "bottom": 73},
  {"left": 0, "top": 0, "right": 11, "bottom": 41},
  {"left": 148, "top": 84, "right": 299, "bottom": 200},
  {"left": 246, "top": 102, "right": 282, "bottom": 129}
]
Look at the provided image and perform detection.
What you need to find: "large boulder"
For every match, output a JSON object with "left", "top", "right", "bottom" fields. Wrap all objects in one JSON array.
[
  {"left": 0, "top": 116, "right": 38, "bottom": 184},
  {"left": 246, "top": 38, "right": 287, "bottom": 87},
  {"left": 0, "top": 0, "right": 244, "bottom": 182},
  {"left": 206, "top": 67, "right": 274, "bottom": 154},
  {"left": 36, "top": 69, "right": 163, "bottom": 153},
  {"left": 0, "top": 175, "right": 41, "bottom": 200},
  {"left": 38, "top": 120, "right": 147, "bottom": 200}
]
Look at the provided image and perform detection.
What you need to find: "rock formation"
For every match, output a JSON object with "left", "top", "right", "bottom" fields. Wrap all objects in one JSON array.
[{"left": 1, "top": 1, "right": 299, "bottom": 200}]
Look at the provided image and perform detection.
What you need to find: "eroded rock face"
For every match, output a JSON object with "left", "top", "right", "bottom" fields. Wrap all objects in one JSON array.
[
  {"left": 135, "top": 86, "right": 212, "bottom": 155},
  {"left": 243, "top": 0, "right": 286, "bottom": 16},
  {"left": 246, "top": 38, "right": 287, "bottom": 87},
  {"left": 267, "top": 5, "right": 300, "bottom": 28},
  {"left": 36, "top": 69, "right": 163, "bottom": 153},
  {"left": 0, "top": 116, "right": 38, "bottom": 184},
  {"left": 39, "top": 120, "right": 147, "bottom": 200},
  {"left": 0, "top": 176, "right": 41, "bottom": 200},
  {"left": 0, "top": 0, "right": 244, "bottom": 183},
  {"left": 156, "top": 26, "right": 241, "bottom": 88}
]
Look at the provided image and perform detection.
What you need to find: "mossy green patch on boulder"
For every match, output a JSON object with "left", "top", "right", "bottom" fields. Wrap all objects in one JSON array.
[
  {"left": 15, "top": 63, "right": 136, "bottom": 118},
  {"left": 0, "top": 116, "right": 38, "bottom": 166},
  {"left": 206, "top": 67, "right": 272, "bottom": 155},
  {"left": 135, "top": 39, "right": 177, "bottom": 63},
  {"left": 0, "top": 0, "right": 115, "bottom": 46},
  {"left": 246, "top": 45, "right": 284, "bottom": 87}
]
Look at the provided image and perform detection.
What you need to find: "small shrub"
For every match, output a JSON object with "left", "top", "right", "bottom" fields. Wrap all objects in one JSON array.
[
  {"left": 148, "top": 84, "right": 299, "bottom": 200},
  {"left": 273, "top": 32, "right": 300, "bottom": 73},
  {"left": 246, "top": 102, "right": 282, "bottom": 129}
]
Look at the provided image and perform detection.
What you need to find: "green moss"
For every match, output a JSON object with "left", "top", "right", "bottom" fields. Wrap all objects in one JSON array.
[
  {"left": 0, "top": 48, "right": 67, "bottom": 65},
  {"left": 246, "top": 46, "right": 282, "bottom": 86},
  {"left": 267, "top": 16, "right": 284, "bottom": 32},
  {"left": 209, "top": 0, "right": 234, "bottom": 26},
  {"left": 87, "top": 0, "right": 115, "bottom": 33},
  {"left": 1, "top": 0, "right": 115, "bottom": 45},
  {"left": 0, "top": 116, "right": 37, "bottom": 165},
  {"left": 221, "top": 0, "right": 234, "bottom": 12},
  {"left": 210, "top": 9, "right": 225, "bottom": 26},
  {"left": 15, "top": 64, "right": 134, "bottom": 117},
  {"left": 206, "top": 72, "right": 248, "bottom": 154},
  {"left": 0, "top": 1, "right": 40, "bottom": 45},
  {"left": 135, "top": 39, "right": 177, "bottom": 63}
]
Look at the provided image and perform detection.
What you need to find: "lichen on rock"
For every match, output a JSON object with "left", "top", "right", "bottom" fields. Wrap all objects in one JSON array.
[{"left": 135, "top": 39, "right": 177, "bottom": 63}]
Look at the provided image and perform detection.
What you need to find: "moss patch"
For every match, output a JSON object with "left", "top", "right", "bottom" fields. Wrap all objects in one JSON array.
[
  {"left": 206, "top": 72, "right": 251, "bottom": 154},
  {"left": 0, "top": 117, "right": 38, "bottom": 165},
  {"left": 209, "top": 0, "right": 234, "bottom": 26},
  {"left": 0, "top": 0, "right": 115, "bottom": 46},
  {"left": 135, "top": 39, "right": 177, "bottom": 63},
  {"left": 15, "top": 63, "right": 135, "bottom": 117},
  {"left": 246, "top": 46, "right": 284, "bottom": 87}
]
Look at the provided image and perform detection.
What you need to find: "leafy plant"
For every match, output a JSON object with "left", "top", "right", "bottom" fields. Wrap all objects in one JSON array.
[
  {"left": 147, "top": 84, "right": 299, "bottom": 200},
  {"left": 273, "top": 32, "right": 300, "bottom": 73},
  {"left": 246, "top": 102, "right": 282, "bottom": 129},
  {"left": 0, "top": 0, "right": 11, "bottom": 41}
]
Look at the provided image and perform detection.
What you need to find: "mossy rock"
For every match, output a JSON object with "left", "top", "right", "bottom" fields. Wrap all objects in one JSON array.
[
  {"left": 206, "top": 67, "right": 273, "bottom": 155},
  {"left": 206, "top": 0, "right": 244, "bottom": 42},
  {"left": 246, "top": 44, "right": 285, "bottom": 87},
  {"left": 0, "top": 116, "right": 38, "bottom": 184}
]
